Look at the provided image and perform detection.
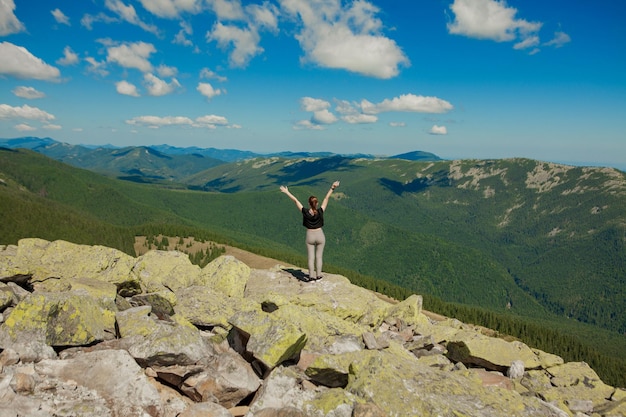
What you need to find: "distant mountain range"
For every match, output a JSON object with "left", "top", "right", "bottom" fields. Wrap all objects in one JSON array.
[{"left": 0, "top": 137, "right": 442, "bottom": 184}]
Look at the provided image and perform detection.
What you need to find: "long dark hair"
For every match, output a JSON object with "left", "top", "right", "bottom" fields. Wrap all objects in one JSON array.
[{"left": 308, "top": 196, "right": 318, "bottom": 215}]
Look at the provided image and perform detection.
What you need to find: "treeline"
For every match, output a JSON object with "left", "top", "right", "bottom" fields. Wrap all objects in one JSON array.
[{"left": 142, "top": 234, "right": 226, "bottom": 268}]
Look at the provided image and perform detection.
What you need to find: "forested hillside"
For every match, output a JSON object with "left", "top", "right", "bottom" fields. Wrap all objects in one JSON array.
[{"left": 1, "top": 147, "right": 625, "bottom": 386}]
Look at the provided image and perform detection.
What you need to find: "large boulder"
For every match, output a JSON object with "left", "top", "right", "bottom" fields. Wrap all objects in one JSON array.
[
  {"left": 35, "top": 349, "right": 163, "bottom": 416},
  {"left": 181, "top": 350, "right": 261, "bottom": 408},
  {"left": 244, "top": 268, "right": 390, "bottom": 327},
  {"left": 446, "top": 329, "right": 542, "bottom": 372},
  {"left": 174, "top": 285, "right": 258, "bottom": 330},
  {"left": 11, "top": 239, "right": 139, "bottom": 295},
  {"left": 124, "top": 314, "right": 215, "bottom": 367},
  {"left": 229, "top": 309, "right": 307, "bottom": 372},
  {"left": 539, "top": 362, "right": 616, "bottom": 410},
  {"left": 199, "top": 255, "right": 251, "bottom": 298},
  {"left": 346, "top": 343, "right": 567, "bottom": 417},
  {"left": 132, "top": 250, "right": 201, "bottom": 293},
  {"left": 0, "top": 292, "right": 116, "bottom": 349}
]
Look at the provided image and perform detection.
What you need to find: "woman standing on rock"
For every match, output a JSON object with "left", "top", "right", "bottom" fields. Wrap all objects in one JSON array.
[{"left": 280, "top": 181, "right": 340, "bottom": 281}]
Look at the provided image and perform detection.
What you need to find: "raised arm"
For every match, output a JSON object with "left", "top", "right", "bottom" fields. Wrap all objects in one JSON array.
[
  {"left": 321, "top": 180, "right": 340, "bottom": 211},
  {"left": 280, "top": 185, "right": 304, "bottom": 211}
]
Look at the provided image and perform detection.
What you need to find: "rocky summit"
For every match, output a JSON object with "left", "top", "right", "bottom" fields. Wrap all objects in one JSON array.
[{"left": 0, "top": 239, "right": 624, "bottom": 417}]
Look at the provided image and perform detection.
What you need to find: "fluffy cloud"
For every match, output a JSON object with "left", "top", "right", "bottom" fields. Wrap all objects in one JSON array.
[
  {"left": 544, "top": 31, "right": 571, "bottom": 48},
  {"left": 312, "top": 109, "right": 338, "bottom": 124},
  {"left": 12, "top": 86, "right": 45, "bottom": 99},
  {"left": 296, "top": 93, "right": 453, "bottom": 130},
  {"left": 57, "top": 46, "right": 79, "bottom": 66},
  {"left": 138, "top": 0, "right": 202, "bottom": 18},
  {"left": 15, "top": 123, "right": 36, "bottom": 132},
  {"left": 429, "top": 125, "right": 448, "bottom": 135},
  {"left": 446, "top": 0, "right": 569, "bottom": 54},
  {"left": 197, "top": 82, "right": 223, "bottom": 100},
  {"left": 126, "top": 114, "right": 234, "bottom": 129},
  {"left": 116, "top": 80, "right": 140, "bottom": 97},
  {"left": 0, "top": 42, "right": 61, "bottom": 80},
  {"left": 361, "top": 94, "right": 453, "bottom": 114},
  {"left": 200, "top": 68, "right": 228, "bottom": 82},
  {"left": 0, "top": 0, "right": 24, "bottom": 35},
  {"left": 106, "top": 41, "right": 155, "bottom": 72},
  {"left": 342, "top": 113, "right": 377, "bottom": 124},
  {"left": 51, "top": 8, "right": 70, "bottom": 25},
  {"left": 0, "top": 104, "right": 55, "bottom": 121},
  {"left": 196, "top": 114, "right": 229, "bottom": 126},
  {"left": 208, "top": 22, "right": 263, "bottom": 67},
  {"left": 447, "top": 0, "right": 542, "bottom": 42},
  {"left": 280, "top": 0, "right": 408, "bottom": 79},
  {"left": 126, "top": 115, "right": 194, "bottom": 128},
  {"left": 301, "top": 97, "right": 331, "bottom": 112},
  {"left": 105, "top": 0, "right": 158, "bottom": 34},
  {"left": 144, "top": 73, "right": 181, "bottom": 96}
]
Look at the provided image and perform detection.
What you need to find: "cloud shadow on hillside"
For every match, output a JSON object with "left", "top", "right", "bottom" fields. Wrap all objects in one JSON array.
[
  {"left": 269, "top": 156, "right": 360, "bottom": 184},
  {"left": 379, "top": 171, "right": 451, "bottom": 195}
]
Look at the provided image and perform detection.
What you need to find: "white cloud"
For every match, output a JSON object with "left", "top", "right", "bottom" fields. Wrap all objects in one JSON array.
[
  {"left": 280, "top": 0, "right": 408, "bottom": 79},
  {"left": 156, "top": 64, "right": 178, "bottom": 78},
  {"left": 106, "top": 41, "right": 155, "bottom": 72},
  {"left": 57, "top": 46, "right": 79, "bottom": 66},
  {"left": 208, "top": 22, "right": 263, "bottom": 67},
  {"left": 361, "top": 94, "right": 453, "bottom": 114},
  {"left": 294, "top": 120, "right": 325, "bottom": 130},
  {"left": 15, "top": 123, "right": 36, "bottom": 132},
  {"left": 247, "top": 3, "right": 279, "bottom": 31},
  {"left": 51, "top": 8, "right": 70, "bottom": 25},
  {"left": 301, "top": 97, "right": 331, "bottom": 112},
  {"left": 116, "top": 80, "right": 140, "bottom": 97},
  {"left": 195, "top": 114, "right": 228, "bottom": 126},
  {"left": 514, "top": 35, "right": 539, "bottom": 50},
  {"left": 85, "top": 57, "right": 109, "bottom": 77},
  {"left": 81, "top": 13, "right": 117, "bottom": 30},
  {"left": 105, "top": 0, "right": 159, "bottom": 34},
  {"left": 297, "top": 94, "right": 451, "bottom": 129},
  {"left": 544, "top": 31, "right": 571, "bottom": 48},
  {"left": 200, "top": 67, "right": 227, "bottom": 82},
  {"left": 0, "top": 0, "right": 24, "bottom": 35},
  {"left": 126, "top": 115, "right": 194, "bottom": 128},
  {"left": 447, "top": 0, "right": 541, "bottom": 45},
  {"left": 429, "top": 125, "right": 448, "bottom": 135},
  {"left": 342, "top": 113, "right": 377, "bottom": 124},
  {"left": 208, "top": 0, "right": 245, "bottom": 20},
  {"left": 312, "top": 109, "right": 338, "bottom": 124},
  {"left": 126, "top": 114, "right": 233, "bottom": 129},
  {"left": 197, "top": 82, "right": 223, "bottom": 100},
  {"left": 0, "top": 42, "right": 61, "bottom": 80},
  {"left": 43, "top": 124, "right": 62, "bottom": 130},
  {"left": 0, "top": 104, "right": 55, "bottom": 121},
  {"left": 12, "top": 86, "right": 45, "bottom": 99},
  {"left": 389, "top": 122, "right": 405, "bottom": 127},
  {"left": 144, "top": 73, "right": 181, "bottom": 96},
  {"left": 138, "top": 0, "right": 202, "bottom": 18},
  {"left": 174, "top": 21, "right": 194, "bottom": 46}
]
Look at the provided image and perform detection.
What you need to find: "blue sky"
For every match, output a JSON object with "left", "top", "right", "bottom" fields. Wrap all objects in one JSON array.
[{"left": 1, "top": 0, "right": 625, "bottom": 169}]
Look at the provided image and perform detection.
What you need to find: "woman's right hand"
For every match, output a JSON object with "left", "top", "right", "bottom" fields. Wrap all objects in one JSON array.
[{"left": 280, "top": 185, "right": 288, "bottom": 193}]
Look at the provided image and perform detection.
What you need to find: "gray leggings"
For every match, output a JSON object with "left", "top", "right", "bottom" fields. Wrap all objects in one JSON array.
[{"left": 306, "top": 228, "right": 325, "bottom": 278}]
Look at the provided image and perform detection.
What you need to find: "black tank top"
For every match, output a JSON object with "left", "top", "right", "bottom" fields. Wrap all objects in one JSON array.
[{"left": 302, "top": 207, "right": 324, "bottom": 229}]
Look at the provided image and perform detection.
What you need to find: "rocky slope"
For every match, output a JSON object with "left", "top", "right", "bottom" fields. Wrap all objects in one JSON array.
[{"left": 0, "top": 239, "right": 624, "bottom": 417}]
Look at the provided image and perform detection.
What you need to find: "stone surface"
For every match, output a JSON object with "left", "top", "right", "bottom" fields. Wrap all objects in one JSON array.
[{"left": 0, "top": 239, "right": 621, "bottom": 417}]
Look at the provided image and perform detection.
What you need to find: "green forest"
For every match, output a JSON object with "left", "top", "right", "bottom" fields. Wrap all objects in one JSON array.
[{"left": 1, "top": 148, "right": 624, "bottom": 387}]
